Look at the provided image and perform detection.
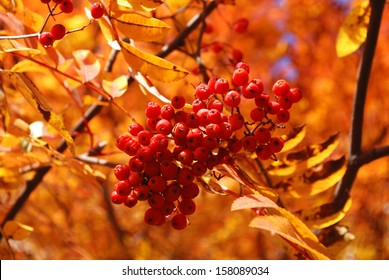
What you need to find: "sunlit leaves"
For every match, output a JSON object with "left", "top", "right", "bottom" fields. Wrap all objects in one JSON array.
[
  {"left": 296, "top": 198, "right": 353, "bottom": 229},
  {"left": 102, "top": 73, "right": 128, "bottom": 98},
  {"left": 231, "top": 194, "right": 333, "bottom": 260},
  {"left": 3, "top": 221, "right": 33, "bottom": 240},
  {"left": 267, "top": 132, "right": 339, "bottom": 177},
  {"left": 336, "top": 0, "right": 371, "bottom": 57},
  {"left": 0, "top": 0, "right": 23, "bottom": 13},
  {"left": 110, "top": 10, "right": 170, "bottom": 42},
  {"left": 0, "top": 39, "right": 41, "bottom": 56},
  {"left": 273, "top": 156, "right": 347, "bottom": 198},
  {"left": 72, "top": 50, "right": 101, "bottom": 83},
  {"left": 120, "top": 40, "right": 188, "bottom": 82},
  {"left": 2, "top": 71, "right": 75, "bottom": 155}
]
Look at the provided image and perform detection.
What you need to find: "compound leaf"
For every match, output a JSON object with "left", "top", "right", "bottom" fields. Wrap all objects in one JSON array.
[{"left": 120, "top": 40, "right": 188, "bottom": 82}]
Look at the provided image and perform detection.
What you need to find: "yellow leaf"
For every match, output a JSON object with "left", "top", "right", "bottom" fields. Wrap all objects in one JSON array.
[
  {"left": 165, "top": 0, "right": 190, "bottom": 10},
  {"left": 268, "top": 132, "right": 339, "bottom": 177},
  {"left": 110, "top": 10, "right": 171, "bottom": 42},
  {"left": 2, "top": 71, "right": 76, "bottom": 155},
  {"left": 0, "top": 0, "right": 23, "bottom": 13},
  {"left": 83, "top": 95, "right": 109, "bottom": 106},
  {"left": 0, "top": 39, "right": 41, "bottom": 55},
  {"left": 97, "top": 15, "right": 116, "bottom": 43},
  {"left": 72, "top": 50, "right": 101, "bottom": 83},
  {"left": 274, "top": 156, "right": 347, "bottom": 198},
  {"left": 231, "top": 194, "right": 278, "bottom": 211},
  {"left": 125, "top": 0, "right": 164, "bottom": 11},
  {"left": 336, "top": 0, "right": 371, "bottom": 57},
  {"left": 102, "top": 73, "right": 128, "bottom": 98},
  {"left": 120, "top": 40, "right": 188, "bottom": 82},
  {"left": 22, "top": 8, "right": 44, "bottom": 32},
  {"left": 131, "top": 70, "right": 172, "bottom": 103},
  {"left": 296, "top": 198, "right": 353, "bottom": 229},
  {"left": 10, "top": 59, "right": 48, "bottom": 73},
  {"left": 214, "top": 164, "right": 279, "bottom": 201},
  {"left": 3, "top": 221, "right": 33, "bottom": 240},
  {"left": 195, "top": 175, "right": 227, "bottom": 196},
  {"left": 280, "top": 125, "right": 306, "bottom": 153}
]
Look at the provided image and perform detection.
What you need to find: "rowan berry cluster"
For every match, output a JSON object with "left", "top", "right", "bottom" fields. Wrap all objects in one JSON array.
[
  {"left": 38, "top": 1, "right": 105, "bottom": 48},
  {"left": 112, "top": 62, "right": 302, "bottom": 230}
]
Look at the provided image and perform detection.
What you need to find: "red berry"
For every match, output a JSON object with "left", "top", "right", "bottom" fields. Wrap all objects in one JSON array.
[
  {"left": 39, "top": 32, "right": 54, "bottom": 47},
  {"left": 160, "top": 104, "right": 175, "bottom": 120},
  {"left": 250, "top": 107, "right": 264, "bottom": 122},
  {"left": 228, "top": 137, "right": 242, "bottom": 153},
  {"left": 160, "top": 160, "right": 179, "bottom": 180},
  {"left": 114, "top": 180, "right": 132, "bottom": 196},
  {"left": 181, "top": 182, "right": 200, "bottom": 199},
  {"left": 207, "top": 109, "right": 222, "bottom": 124},
  {"left": 254, "top": 127, "right": 271, "bottom": 143},
  {"left": 232, "top": 49, "right": 244, "bottom": 62},
  {"left": 205, "top": 123, "right": 221, "bottom": 138},
  {"left": 111, "top": 191, "right": 126, "bottom": 204},
  {"left": 172, "top": 122, "right": 189, "bottom": 139},
  {"left": 149, "top": 133, "right": 168, "bottom": 152},
  {"left": 124, "top": 194, "right": 138, "bottom": 208},
  {"left": 192, "top": 99, "right": 207, "bottom": 113},
  {"left": 272, "top": 79, "right": 290, "bottom": 97},
  {"left": 256, "top": 145, "right": 272, "bottom": 160},
  {"left": 277, "top": 108, "right": 290, "bottom": 123},
  {"left": 208, "top": 99, "right": 223, "bottom": 112},
  {"left": 113, "top": 164, "right": 131, "bottom": 181},
  {"left": 128, "top": 156, "right": 144, "bottom": 172},
  {"left": 269, "top": 137, "right": 284, "bottom": 153},
  {"left": 278, "top": 95, "right": 293, "bottom": 110},
  {"left": 50, "top": 24, "right": 66, "bottom": 40},
  {"left": 128, "top": 171, "right": 143, "bottom": 186},
  {"left": 289, "top": 87, "right": 303, "bottom": 103},
  {"left": 233, "top": 18, "right": 249, "bottom": 33},
  {"left": 191, "top": 161, "right": 207, "bottom": 176},
  {"left": 145, "top": 101, "right": 161, "bottom": 119},
  {"left": 255, "top": 93, "right": 270, "bottom": 108},
  {"left": 265, "top": 101, "right": 281, "bottom": 114},
  {"left": 210, "top": 41, "right": 224, "bottom": 53},
  {"left": 177, "top": 167, "right": 194, "bottom": 186},
  {"left": 235, "top": 62, "right": 250, "bottom": 73},
  {"left": 177, "top": 149, "right": 194, "bottom": 166},
  {"left": 228, "top": 113, "right": 245, "bottom": 130},
  {"left": 171, "top": 95, "right": 186, "bottom": 109},
  {"left": 148, "top": 175, "right": 167, "bottom": 192},
  {"left": 195, "top": 83, "right": 212, "bottom": 100},
  {"left": 163, "top": 182, "right": 182, "bottom": 202},
  {"left": 241, "top": 135, "right": 257, "bottom": 151},
  {"left": 128, "top": 122, "right": 144, "bottom": 136},
  {"left": 171, "top": 213, "right": 187, "bottom": 230},
  {"left": 133, "top": 184, "right": 150, "bottom": 201},
  {"left": 178, "top": 199, "right": 196, "bottom": 215},
  {"left": 224, "top": 90, "right": 241, "bottom": 107},
  {"left": 60, "top": 0, "right": 73, "bottom": 14},
  {"left": 144, "top": 208, "right": 165, "bottom": 226},
  {"left": 137, "top": 130, "right": 152, "bottom": 146},
  {"left": 242, "top": 81, "right": 260, "bottom": 99},
  {"left": 148, "top": 192, "right": 165, "bottom": 208},
  {"left": 90, "top": 2, "right": 105, "bottom": 19},
  {"left": 155, "top": 119, "right": 173, "bottom": 135},
  {"left": 232, "top": 68, "right": 249, "bottom": 86},
  {"left": 214, "top": 78, "right": 230, "bottom": 94}
]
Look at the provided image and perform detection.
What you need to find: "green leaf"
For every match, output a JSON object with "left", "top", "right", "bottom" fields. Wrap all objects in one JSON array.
[
  {"left": 120, "top": 40, "right": 188, "bottom": 82},
  {"left": 336, "top": 0, "right": 371, "bottom": 57}
]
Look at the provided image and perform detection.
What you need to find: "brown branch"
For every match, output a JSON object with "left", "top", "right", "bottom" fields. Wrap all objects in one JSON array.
[{"left": 333, "top": 0, "right": 386, "bottom": 211}]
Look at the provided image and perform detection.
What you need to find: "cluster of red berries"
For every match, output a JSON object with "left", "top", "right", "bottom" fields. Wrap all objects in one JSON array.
[
  {"left": 38, "top": 1, "right": 105, "bottom": 48},
  {"left": 112, "top": 62, "right": 302, "bottom": 230}
]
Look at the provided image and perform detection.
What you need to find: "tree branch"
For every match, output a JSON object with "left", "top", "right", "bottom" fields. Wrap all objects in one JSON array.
[{"left": 333, "top": 0, "right": 386, "bottom": 211}]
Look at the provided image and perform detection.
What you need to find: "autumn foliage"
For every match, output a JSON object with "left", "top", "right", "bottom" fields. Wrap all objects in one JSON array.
[{"left": 0, "top": 0, "right": 388, "bottom": 260}]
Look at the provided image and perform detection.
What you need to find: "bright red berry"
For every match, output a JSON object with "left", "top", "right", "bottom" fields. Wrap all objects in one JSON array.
[
  {"left": 156, "top": 119, "right": 173, "bottom": 135},
  {"left": 178, "top": 199, "right": 196, "bottom": 215},
  {"left": 289, "top": 87, "right": 303, "bottom": 103},
  {"left": 50, "top": 24, "right": 66, "bottom": 40},
  {"left": 171, "top": 95, "right": 186, "bottom": 109},
  {"left": 195, "top": 83, "right": 212, "bottom": 100},
  {"left": 272, "top": 79, "right": 290, "bottom": 97},
  {"left": 269, "top": 137, "right": 284, "bottom": 153},
  {"left": 90, "top": 2, "right": 105, "bottom": 19},
  {"left": 224, "top": 90, "right": 241, "bottom": 107},
  {"left": 60, "top": 0, "right": 73, "bottom": 14},
  {"left": 145, "top": 101, "right": 161, "bottom": 119},
  {"left": 171, "top": 213, "right": 187, "bottom": 230},
  {"left": 113, "top": 164, "right": 131, "bottom": 181},
  {"left": 214, "top": 78, "right": 230, "bottom": 95},
  {"left": 128, "top": 122, "right": 144, "bottom": 136},
  {"left": 233, "top": 18, "right": 249, "bottom": 33},
  {"left": 250, "top": 107, "right": 265, "bottom": 122},
  {"left": 256, "top": 145, "right": 272, "bottom": 160},
  {"left": 144, "top": 208, "right": 165, "bottom": 226},
  {"left": 39, "top": 32, "right": 54, "bottom": 47},
  {"left": 277, "top": 108, "right": 290, "bottom": 123},
  {"left": 232, "top": 68, "right": 249, "bottom": 86}
]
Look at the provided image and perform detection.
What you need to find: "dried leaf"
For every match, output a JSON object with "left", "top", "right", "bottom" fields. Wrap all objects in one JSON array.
[
  {"left": 120, "top": 40, "right": 188, "bottom": 82},
  {"left": 72, "top": 50, "right": 101, "bottom": 83},
  {"left": 268, "top": 132, "right": 339, "bottom": 177},
  {"left": 110, "top": 10, "right": 170, "bottom": 42},
  {"left": 195, "top": 175, "right": 226, "bottom": 195},
  {"left": 274, "top": 156, "right": 347, "bottom": 198},
  {"left": 2, "top": 71, "right": 75, "bottom": 155},
  {"left": 296, "top": 199, "right": 353, "bottom": 229},
  {"left": 3, "top": 221, "right": 33, "bottom": 240},
  {"left": 336, "top": 0, "right": 370, "bottom": 57}
]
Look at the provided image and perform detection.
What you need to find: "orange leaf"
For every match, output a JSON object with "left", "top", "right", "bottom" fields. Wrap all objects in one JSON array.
[{"left": 72, "top": 50, "right": 101, "bottom": 83}]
